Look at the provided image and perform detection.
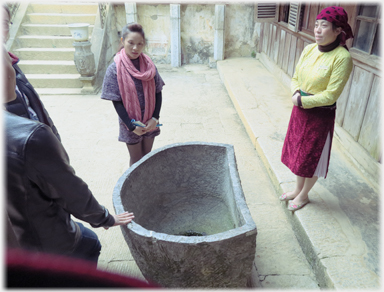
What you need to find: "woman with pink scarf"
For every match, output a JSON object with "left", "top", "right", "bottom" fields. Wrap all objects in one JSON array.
[{"left": 101, "top": 23, "right": 165, "bottom": 166}]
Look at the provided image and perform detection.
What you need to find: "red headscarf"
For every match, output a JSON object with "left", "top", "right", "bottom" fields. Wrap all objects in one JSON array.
[{"left": 316, "top": 6, "right": 353, "bottom": 45}]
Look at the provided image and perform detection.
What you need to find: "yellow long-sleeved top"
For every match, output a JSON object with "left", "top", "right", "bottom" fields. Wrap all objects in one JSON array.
[{"left": 291, "top": 43, "right": 353, "bottom": 109}]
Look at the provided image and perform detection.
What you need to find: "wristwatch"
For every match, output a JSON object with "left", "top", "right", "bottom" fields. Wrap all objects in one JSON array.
[{"left": 152, "top": 117, "right": 159, "bottom": 123}]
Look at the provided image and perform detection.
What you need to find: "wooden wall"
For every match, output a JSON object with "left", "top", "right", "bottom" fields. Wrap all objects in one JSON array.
[{"left": 260, "top": 22, "right": 381, "bottom": 163}]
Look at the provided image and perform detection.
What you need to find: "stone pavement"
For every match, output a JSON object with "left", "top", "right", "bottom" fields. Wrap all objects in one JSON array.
[{"left": 39, "top": 59, "right": 379, "bottom": 289}]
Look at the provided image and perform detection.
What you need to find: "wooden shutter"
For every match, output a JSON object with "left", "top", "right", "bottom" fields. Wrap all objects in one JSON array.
[
  {"left": 255, "top": 3, "right": 278, "bottom": 22},
  {"left": 288, "top": 2, "right": 302, "bottom": 32}
]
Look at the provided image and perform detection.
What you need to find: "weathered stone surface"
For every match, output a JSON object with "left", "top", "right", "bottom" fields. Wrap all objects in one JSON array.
[
  {"left": 170, "top": 4, "right": 181, "bottom": 67},
  {"left": 180, "top": 5, "right": 215, "bottom": 65},
  {"left": 319, "top": 257, "right": 380, "bottom": 289},
  {"left": 224, "top": 4, "right": 256, "bottom": 58},
  {"left": 213, "top": 5, "right": 225, "bottom": 61},
  {"left": 124, "top": 2, "right": 137, "bottom": 24},
  {"left": 72, "top": 41, "right": 95, "bottom": 77},
  {"left": 113, "top": 142, "right": 257, "bottom": 288},
  {"left": 260, "top": 275, "right": 320, "bottom": 289}
]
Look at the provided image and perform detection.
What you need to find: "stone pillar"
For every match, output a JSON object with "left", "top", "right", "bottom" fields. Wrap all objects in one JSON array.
[
  {"left": 170, "top": 4, "right": 181, "bottom": 67},
  {"left": 125, "top": 2, "right": 137, "bottom": 24},
  {"left": 214, "top": 5, "right": 225, "bottom": 62},
  {"left": 73, "top": 41, "right": 97, "bottom": 94}
]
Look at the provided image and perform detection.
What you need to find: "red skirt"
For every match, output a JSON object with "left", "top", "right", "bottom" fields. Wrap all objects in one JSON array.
[{"left": 281, "top": 105, "right": 335, "bottom": 178}]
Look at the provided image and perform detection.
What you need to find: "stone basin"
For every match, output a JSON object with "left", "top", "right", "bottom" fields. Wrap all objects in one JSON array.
[{"left": 113, "top": 142, "right": 257, "bottom": 288}]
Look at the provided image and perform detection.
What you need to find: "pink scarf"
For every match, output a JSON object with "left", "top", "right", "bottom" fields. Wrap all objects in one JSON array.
[{"left": 114, "top": 48, "right": 156, "bottom": 123}]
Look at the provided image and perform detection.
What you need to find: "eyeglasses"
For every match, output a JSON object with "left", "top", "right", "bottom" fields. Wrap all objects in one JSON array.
[{"left": 3, "top": 21, "right": 12, "bottom": 30}]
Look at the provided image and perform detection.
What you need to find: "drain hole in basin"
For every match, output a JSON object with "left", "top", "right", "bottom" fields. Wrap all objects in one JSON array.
[{"left": 177, "top": 230, "right": 207, "bottom": 236}]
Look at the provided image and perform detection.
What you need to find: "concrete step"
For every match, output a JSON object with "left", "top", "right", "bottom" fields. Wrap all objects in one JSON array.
[
  {"left": 13, "top": 48, "right": 75, "bottom": 60},
  {"left": 18, "top": 60, "right": 78, "bottom": 74},
  {"left": 27, "top": 3, "right": 98, "bottom": 14},
  {"left": 25, "top": 13, "right": 97, "bottom": 25},
  {"left": 20, "top": 24, "right": 94, "bottom": 37},
  {"left": 25, "top": 74, "right": 83, "bottom": 88},
  {"left": 35, "top": 88, "right": 84, "bottom": 95},
  {"left": 15, "top": 35, "right": 78, "bottom": 48}
]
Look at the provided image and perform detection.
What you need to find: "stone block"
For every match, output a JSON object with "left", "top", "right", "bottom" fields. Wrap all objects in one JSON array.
[
  {"left": 113, "top": 142, "right": 257, "bottom": 288},
  {"left": 213, "top": 5, "right": 225, "bottom": 60},
  {"left": 170, "top": 4, "right": 180, "bottom": 19},
  {"left": 125, "top": 2, "right": 137, "bottom": 24},
  {"left": 170, "top": 4, "right": 181, "bottom": 67},
  {"left": 208, "top": 57, "right": 217, "bottom": 68},
  {"left": 214, "top": 29, "right": 224, "bottom": 60},
  {"left": 79, "top": 76, "right": 96, "bottom": 94},
  {"left": 214, "top": 4, "right": 225, "bottom": 30}
]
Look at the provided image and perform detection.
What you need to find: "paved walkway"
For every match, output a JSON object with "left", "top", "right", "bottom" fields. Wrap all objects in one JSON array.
[{"left": 39, "top": 59, "right": 379, "bottom": 289}]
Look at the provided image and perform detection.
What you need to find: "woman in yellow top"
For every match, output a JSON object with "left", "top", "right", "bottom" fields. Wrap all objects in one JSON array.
[{"left": 280, "top": 6, "right": 354, "bottom": 211}]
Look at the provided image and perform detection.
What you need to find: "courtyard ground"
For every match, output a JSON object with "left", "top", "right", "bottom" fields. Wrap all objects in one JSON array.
[{"left": 39, "top": 59, "right": 379, "bottom": 289}]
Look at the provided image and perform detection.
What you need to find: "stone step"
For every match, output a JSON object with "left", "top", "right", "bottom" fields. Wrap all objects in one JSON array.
[
  {"left": 18, "top": 60, "right": 78, "bottom": 74},
  {"left": 35, "top": 88, "right": 84, "bottom": 95},
  {"left": 25, "top": 74, "right": 83, "bottom": 88},
  {"left": 25, "top": 13, "right": 97, "bottom": 25},
  {"left": 20, "top": 24, "right": 94, "bottom": 37},
  {"left": 15, "top": 35, "right": 79, "bottom": 48},
  {"left": 27, "top": 3, "right": 98, "bottom": 14},
  {"left": 14, "top": 48, "right": 75, "bottom": 60},
  {"left": 14, "top": 3, "right": 98, "bottom": 92}
]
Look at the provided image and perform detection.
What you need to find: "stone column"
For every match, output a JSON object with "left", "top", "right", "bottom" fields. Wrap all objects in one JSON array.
[
  {"left": 214, "top": 5, "right": 225, "bottom": 62},
  {"left": 73, "top": 41, "right": 97, "bottom": 94},
  {"left": 125, "top": 2, "right": 137, "bottom": 24},
  {"left": 170, "top": 4, "right": 181, "bottom": 67}
]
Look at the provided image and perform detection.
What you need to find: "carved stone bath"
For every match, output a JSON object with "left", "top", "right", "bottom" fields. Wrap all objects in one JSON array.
[{"left": 113, "top": 142, "right": 257, "bottom": 288}]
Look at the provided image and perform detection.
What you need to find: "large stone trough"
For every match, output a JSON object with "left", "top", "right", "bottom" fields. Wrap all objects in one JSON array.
[{"left": 113, "top": 142, "right": 257, "bottom": 288}]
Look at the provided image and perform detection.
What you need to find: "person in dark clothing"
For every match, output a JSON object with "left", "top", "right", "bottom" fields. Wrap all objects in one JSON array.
[
  {"left": 3, "top": 4, "right": 60, "bottom": 140},
  {"left": 3, "top": 45, "right": 135, "bottom": 265},
  {"left": 7, "top": 249, "right": 159, "bottom": 288}
]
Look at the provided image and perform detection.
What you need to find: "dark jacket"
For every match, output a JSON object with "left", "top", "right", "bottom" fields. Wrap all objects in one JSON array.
[
  {"left": 5, "top": 111, "right": 115, "bottom": 255},
  {"left": 5, "top": 52, "right": 61, "bottom": 141}
]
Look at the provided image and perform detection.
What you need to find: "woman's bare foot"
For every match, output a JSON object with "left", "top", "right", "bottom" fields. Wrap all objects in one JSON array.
[
  {"left": 290, "top": 194, "right": 309, "bottom": 206},
  {"left": 279, "top": 191, "right": 299, "bottom": 201}
]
